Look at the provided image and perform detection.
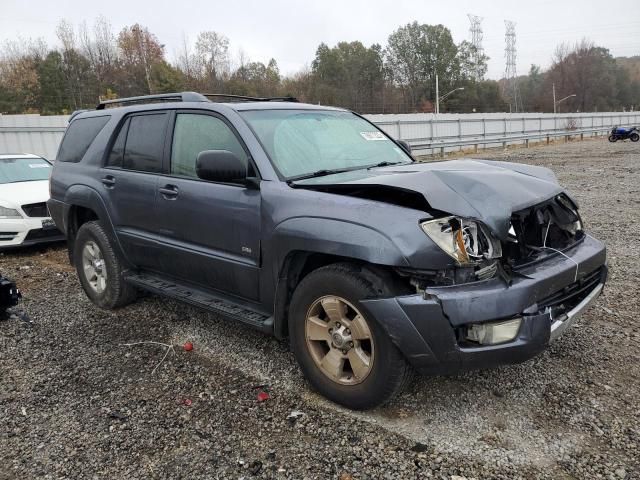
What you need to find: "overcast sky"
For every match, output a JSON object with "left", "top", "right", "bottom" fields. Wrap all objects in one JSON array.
[{"left": 1, "top": 0, "right": 639, "bottom": 79}]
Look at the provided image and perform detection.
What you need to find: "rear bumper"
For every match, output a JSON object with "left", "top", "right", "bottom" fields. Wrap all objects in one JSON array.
[{"left": 362, "top": 234, "right": 607, "bottom": 375}]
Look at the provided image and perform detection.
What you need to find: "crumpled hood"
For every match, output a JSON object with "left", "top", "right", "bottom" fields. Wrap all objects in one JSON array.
[{"left": 292, "top": 159, "right": 564, "bottom": 240}]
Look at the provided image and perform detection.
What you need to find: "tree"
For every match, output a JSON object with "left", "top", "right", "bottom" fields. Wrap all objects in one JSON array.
[
  {"left": 195, "top": 31, "right": 230, "bottom": 90},
  {"left": 117, "top": 24, "right": 165, "bottom": 95},
  {"left": 310, "top": 41, "right": 384, "bottom": 111},
  {"left": 385, "top": 22, "right": 462, "bottom": 111},
  {"left": 546, "top": 40, "right": 620, "bottom": 111},
  {"left": 519, "top": 65, "right": 545, "bottom": 111},
  {"left": 37, "top": 51, "right": 70, "bottom": 113},
  {"left": 56, "top": 20, "right": 98, "bottom": 108},
  {"left": 457, "top": 40, "right": 488, "bottom": 81},
  {"left": 229, "top": 58, "right": 281, "bottom": 96},
  {"left": 79, "top": 15, "right": 118, "bottom": 94},
  {"left": 150, "top": 61, "right": 184, "bottom": 93},
  {"left": 0, "top": 38, "right": 46, "bottom": 112}
]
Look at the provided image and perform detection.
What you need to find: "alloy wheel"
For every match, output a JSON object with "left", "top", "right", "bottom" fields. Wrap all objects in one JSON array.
[
  {"left": 305, "top": 295, "right": 375, "bottom": 385},
  {"left": 82, "top": 240, "right": 107, "bottom": 294}
]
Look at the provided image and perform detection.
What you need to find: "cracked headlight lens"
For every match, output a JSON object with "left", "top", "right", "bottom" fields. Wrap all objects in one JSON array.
[
  {"left": 0, "top": 206, "right": 22, "bottom": 219},
  {"left": 420, "top": 216, "right": 501, "bottom": 265}
]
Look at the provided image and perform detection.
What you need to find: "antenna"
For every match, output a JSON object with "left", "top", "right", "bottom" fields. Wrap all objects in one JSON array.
[
  {"left": 504, "top": 20, "right": 521, "bottom": 112},
  {"left": 467, "top": 14, "right": 484, "bottom": 81}
]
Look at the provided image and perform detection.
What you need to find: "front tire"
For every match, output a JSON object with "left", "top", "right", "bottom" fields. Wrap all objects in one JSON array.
[
  {"left": 74, "top": 221, "right": 137, "bottom": 309},
  {"left": 608, "top": 134, "right": 617, "bottom": 142},
  {"left": 630, "top": 133, "right": 639, "bottom": 142},
  {"left": 289, "top": 263, "right": 411, "bottom": 410}
]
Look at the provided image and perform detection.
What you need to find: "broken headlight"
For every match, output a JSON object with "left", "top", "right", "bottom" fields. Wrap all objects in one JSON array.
[
  {"left": 420, "top": 216, "right": 502, "bottom": 265},
  {"left": 556, "top": 194, "right": 583, "bottom": 234}
]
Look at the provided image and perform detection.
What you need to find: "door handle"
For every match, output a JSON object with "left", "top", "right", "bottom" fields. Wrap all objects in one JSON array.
[
  {"left": 101, "top": 175, "right": 116, "bottom": 188},
  {"left": 159, "top": 185, "right": 179, "bottom": 199}
]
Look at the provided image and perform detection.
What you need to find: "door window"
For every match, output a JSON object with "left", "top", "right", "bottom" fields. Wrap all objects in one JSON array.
[
  {"left": 57, "top": 115, "right": 110, "bottom": 163},
  {"left": 106, "top": 117, "right": 130, "bottom": 168},
  {"left": 122, "top": 113, "right": 169, "bottom": 173},
  {"left": 171, "top": 113, "right": 248, "bottom": 179}
]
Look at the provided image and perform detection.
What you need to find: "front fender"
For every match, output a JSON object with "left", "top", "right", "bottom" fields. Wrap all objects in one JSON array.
[{"left": 271, "top": 216, "right": 410, "bottom": 269}]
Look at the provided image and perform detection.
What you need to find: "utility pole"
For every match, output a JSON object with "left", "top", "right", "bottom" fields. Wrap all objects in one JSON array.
[
  {"left": 468, "top": 14, "right": 484, "bottom": 81},
  {"left": 553, "top": 83, "right": 556, "bottom": 114},
  {"left": 504, "top": 20, "right": 520, "bottom": 113},
  {"left": 435, "top": 73, "right": 440, "bottom": 114}
]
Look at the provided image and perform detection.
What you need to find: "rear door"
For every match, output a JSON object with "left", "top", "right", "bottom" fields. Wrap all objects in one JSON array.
[
  {"left": 153, "top": 110, "right": 262, "bottom": 301},
  {"left": 100, "top": 111, "right": 170, "bottom": 270}
]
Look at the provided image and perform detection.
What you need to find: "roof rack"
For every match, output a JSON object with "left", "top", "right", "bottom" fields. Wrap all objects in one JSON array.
[
  {"left": 95, "top": 91, "right": 299, "bottom": 110},
  {"left": 202, "top": 93, "right": 299, "bottom": 103},
  {"left": 96, "top": 92, "right": 208, "bottom": 110}
]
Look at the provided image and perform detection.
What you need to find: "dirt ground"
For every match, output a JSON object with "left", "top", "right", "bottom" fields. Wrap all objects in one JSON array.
[{"left": 1, "top": 137, "right": 638, "bottom": 479}]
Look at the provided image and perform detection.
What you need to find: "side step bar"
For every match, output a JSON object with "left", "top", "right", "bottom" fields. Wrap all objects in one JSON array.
[{"left": 124, "top": 272, "right": 273, "bottom": 333}]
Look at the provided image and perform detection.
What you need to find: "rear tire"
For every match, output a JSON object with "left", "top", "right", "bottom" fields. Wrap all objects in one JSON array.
[
  {"left": 74, "top": 221, "right": 137, "bottom": 309},
  {"left": 289, "top": 263, "right": 411, "bottom": 410},
  {"left": 630, "top": 133, "right": 639, "bottom": 142},
  {"left": 608, "top": 135, "right": 617, "bottom": 142}
]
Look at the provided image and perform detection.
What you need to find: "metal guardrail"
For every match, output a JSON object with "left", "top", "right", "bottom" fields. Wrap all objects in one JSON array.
[
  {"left": 370, "top": 112, "right": 640, "bottom": 156},
  {"left": 409, "top": 126, "right": 613, "bottom": 157}
]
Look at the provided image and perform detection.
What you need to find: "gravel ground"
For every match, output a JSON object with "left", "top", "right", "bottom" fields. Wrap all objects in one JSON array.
[{"left": 1, "top": 137, "right": 638, "bottom": 479}]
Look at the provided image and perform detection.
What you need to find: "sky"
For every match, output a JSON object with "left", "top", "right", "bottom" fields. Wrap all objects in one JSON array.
[{"left": 1, "top": 0, "right": 639, "bottom": 80}]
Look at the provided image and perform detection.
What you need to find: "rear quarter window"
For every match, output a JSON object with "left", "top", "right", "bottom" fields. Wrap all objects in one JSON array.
[{"left": 57, "top": 116, "right": 110, "bottom": 163}]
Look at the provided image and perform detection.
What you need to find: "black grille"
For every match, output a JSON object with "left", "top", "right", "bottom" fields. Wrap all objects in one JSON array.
[
  {"left": 21, "top": 202, "right": 49, "bottom": 218},
  {"left": 24, "top": 228, "right": 62, "bottom": 242},
  {"left": 539, "top": 267, "right": 603, "bottom": 311}
]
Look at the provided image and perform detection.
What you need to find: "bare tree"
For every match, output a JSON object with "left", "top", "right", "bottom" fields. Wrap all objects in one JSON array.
[{"left": 195, "top": 31, "right": 230, "bottom": 88}]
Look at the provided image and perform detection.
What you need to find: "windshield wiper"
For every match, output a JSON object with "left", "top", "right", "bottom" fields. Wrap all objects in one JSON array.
[
  {"left": 367, "top": 161, "right": 404, "bottom": 169},
  {"left": 287, "top": 166, "right": 363, "bottom": 182},
  {"left": 288, "top": 161, "right": 408, "bottom": 183}
]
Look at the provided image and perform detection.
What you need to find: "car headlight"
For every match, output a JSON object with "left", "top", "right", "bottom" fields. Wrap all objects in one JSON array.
[
  {"left": 420, "top": 216, "right": 501, "bottom": 265},
  {"left": 0, "top": 206, "right": 22, "bottom": 219},
  {"left": 556, "top": 194, "right": 583, "bottom": 234}
]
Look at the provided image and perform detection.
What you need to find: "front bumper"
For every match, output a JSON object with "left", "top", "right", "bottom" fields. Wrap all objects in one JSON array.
[
  {"left": 362, "top": 234, "right": 607, "bottom": 375},
  {"left": 0, "top": 217, "right": 65, "bottom": 250}
]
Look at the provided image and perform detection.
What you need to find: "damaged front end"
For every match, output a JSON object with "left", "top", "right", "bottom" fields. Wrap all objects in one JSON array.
[
  {"left": 505, "top": 193, "right": 583, "bottom": 267},
  {"left": 398, "top": 193, "right": 586, "bottom": 290}
]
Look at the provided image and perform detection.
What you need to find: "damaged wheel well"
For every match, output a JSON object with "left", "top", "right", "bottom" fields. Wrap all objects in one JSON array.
[
  {"left": 273, "top": 251, "right": 411, "bottom": 339},
  {"left": 66, "top": 205, "right": 99, "bottom": 262}
]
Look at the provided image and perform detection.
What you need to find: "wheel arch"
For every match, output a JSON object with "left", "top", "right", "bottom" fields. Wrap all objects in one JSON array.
[
  {"left": 63, "top": 185, "right": 128, "bottom": 266},
  {"left": 272, "top": 251, "right": 411, "bottom": 339}
]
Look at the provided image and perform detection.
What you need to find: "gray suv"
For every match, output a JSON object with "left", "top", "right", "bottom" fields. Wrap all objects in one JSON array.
[{"left": 48, "top": 92, "right": 607, "bottom": 409}]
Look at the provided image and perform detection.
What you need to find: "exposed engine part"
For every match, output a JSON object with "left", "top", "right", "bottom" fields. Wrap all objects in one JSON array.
[{"left": 504, "top": 193, "right": 583, "bottom": 267}]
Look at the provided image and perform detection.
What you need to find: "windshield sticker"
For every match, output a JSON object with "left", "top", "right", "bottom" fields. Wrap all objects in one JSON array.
[
  {"left": 360, "top": 131, "right": 387, "bottom": 141},
  {"left": 29, "top": 164, "right": 50, "bottom": 168}
]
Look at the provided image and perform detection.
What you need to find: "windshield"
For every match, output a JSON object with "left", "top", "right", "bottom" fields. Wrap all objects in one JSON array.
[
  {"left": 240, "top": 109, "right": 412, "bottom": 179},
  {"left": 0, "top": 157, "right": 52, "bottom": 184}
]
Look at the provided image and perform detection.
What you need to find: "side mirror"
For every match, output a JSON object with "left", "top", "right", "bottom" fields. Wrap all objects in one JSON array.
[
  {"left": 397, "top": 140, "right": 412, "bottom": 155},
  {"left": 196, "top": 150, "right": 247, "bottom": 183}
]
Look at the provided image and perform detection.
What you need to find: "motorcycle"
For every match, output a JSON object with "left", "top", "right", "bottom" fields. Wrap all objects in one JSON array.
[{"left": 608, "top": 126, "right": 639, "bottom": 142}]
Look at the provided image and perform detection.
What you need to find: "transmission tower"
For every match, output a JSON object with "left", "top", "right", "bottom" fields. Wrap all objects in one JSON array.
[
  {"left": 467, "top": 14, "right": 484, "bottom": 81},
  {"left": 504, "top": 20, "right": 521, "bottom": 112}
]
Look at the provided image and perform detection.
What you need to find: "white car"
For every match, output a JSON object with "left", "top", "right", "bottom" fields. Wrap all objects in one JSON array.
[{"left": 0, "top": 154, "right": 64, "bottom": 249}]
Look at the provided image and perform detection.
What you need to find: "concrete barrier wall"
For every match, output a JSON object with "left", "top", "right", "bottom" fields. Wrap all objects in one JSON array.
[{"left": 1, "top": 111, "right": 638, "bottom": 160}]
